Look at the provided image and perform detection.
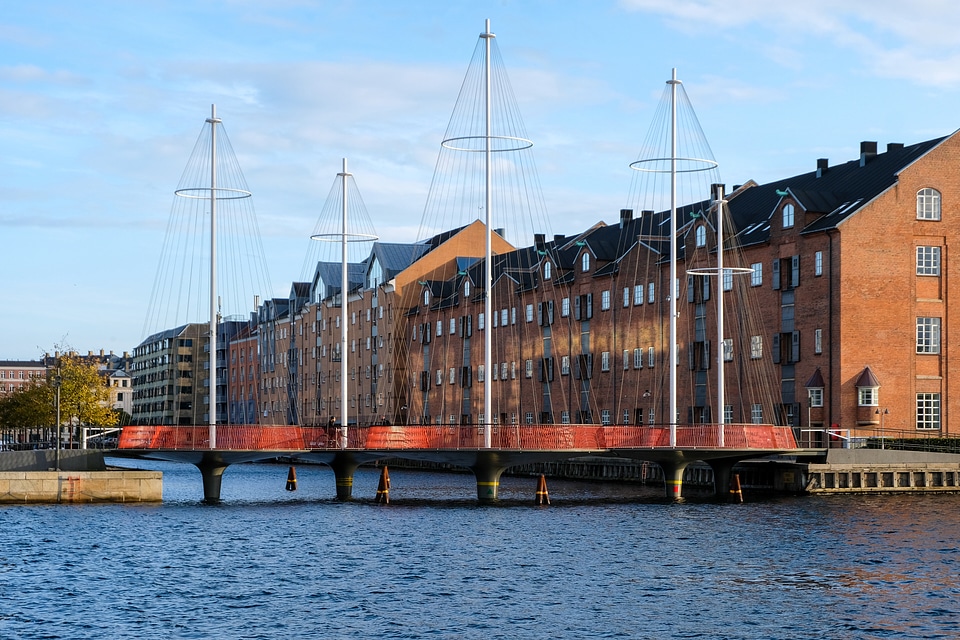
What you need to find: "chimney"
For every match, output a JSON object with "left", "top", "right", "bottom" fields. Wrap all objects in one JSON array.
[
  {"left": 554, "top": 234, "right": 564, "bottom": 245},
  {"left": 711, "top": 183, "right": 725, "bottom": 202},
  {"left": 859, "top": 141, "right": 877, "bottom": 167},
  {"left": 641, "top": 209, "right": 654, "bottom": 217},
  {"left": 534, "top": 233, "right": 545, "bottom": 250},
  {"left": 100, "top": 349, "right": 104, "bottom": 357},
  {"left": 816, "top": 158, "right": 829, "bottom": 178},
  {"left": 887, "top": 142, "right": 904, "bottom": 152},
  {"left": 619, "top": 208, "right": 633, "bottom": 228},
  {"left": 494, "top": 228, "right": 505, "bottom": 237}
]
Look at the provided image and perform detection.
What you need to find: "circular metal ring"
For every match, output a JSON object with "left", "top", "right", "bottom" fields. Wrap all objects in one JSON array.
[
  {"left": 175, "top": 187, "right": 252, "bottom": 200},
  {"left": 629, "top": 156, "right": 719, "bottom": 174},
  {"left": 686, "top": 266, "right": 754, "bottom": 276},
  {"left": 441, "top": 135, "right": 533, "bottom": 152},
  {"left": 310, "top": 232, "right": 380, "bottom": 243}
]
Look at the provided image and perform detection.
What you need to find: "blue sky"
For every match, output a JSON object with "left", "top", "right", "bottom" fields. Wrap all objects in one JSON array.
[{"left": 3, "top": 0, "right": 960, "bottom": 360}]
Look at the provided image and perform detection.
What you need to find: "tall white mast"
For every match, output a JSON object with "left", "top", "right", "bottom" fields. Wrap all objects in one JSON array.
[
  {"left": 714, "top": 184, "right": 725, "bottom": 446},
  {"left": 481, "top": 19, "right": 494, "bottom": 448},
  {"left": 668, "top": 69, "right": 679, "bottom": 447},
  {"left": 207, "top": 104, "right": 220, "bottom": 448},
  {"left": 339, "top": 158, "right": 350, "bottom": 448}
]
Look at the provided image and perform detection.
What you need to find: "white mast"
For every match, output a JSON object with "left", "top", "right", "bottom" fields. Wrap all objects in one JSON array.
[
  {"left": 668, "top": 69, "right": 679, "bottom": 447},
  {"left": 714, "top": 183, "right": 725, "bottom": 446},
  {"left": 339, "top": 158, "right": 350, "bottom": 448},
  {"left": 207, "top": 104, "right": 220, "bottom": 449},
  {"left": 482, "top": 19, "right": 494, "bottom": 448}
]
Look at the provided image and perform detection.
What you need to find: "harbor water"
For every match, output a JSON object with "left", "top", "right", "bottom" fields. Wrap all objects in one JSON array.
[{"left": 2, "top": 459, "right": 959, "bottom": 639}]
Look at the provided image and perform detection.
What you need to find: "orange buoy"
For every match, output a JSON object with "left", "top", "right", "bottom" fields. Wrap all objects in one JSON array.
[
  {"left": 535, "top": 474, "right": 550, "bottom": 505},
  {"left": 729, "top": 472, "right": 743, "bottom": 503},
  {"left": 375, "top": 465, "right": 391, "bottom": 504},
  {"left": 285, "top": 466, "right": 298, "bottom": 492}
]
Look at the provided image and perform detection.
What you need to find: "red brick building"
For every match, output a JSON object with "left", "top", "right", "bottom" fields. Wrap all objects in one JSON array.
[{"left": 235, "top": 130, "right": 960, "bottom": 439}]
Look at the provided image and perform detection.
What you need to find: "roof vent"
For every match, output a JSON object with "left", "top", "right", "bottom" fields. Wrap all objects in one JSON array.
[
  {"left": 859, "top": 141, "right": 877, "bottom": 167},
  {"left": 619, "top": 208, "right": 633, "bottom": 228},
  {"left": 816, "top": 158, "right": 829, "bottom": 178},
  {"left": 887, "top": 142, "right": 904, "bottom": 152}
]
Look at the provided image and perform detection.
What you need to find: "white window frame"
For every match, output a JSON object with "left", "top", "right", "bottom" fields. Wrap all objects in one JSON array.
[
  {"left": 695, "top": 224, "right": 706, "bottom": 247},
  {"left": 750, "top": 335, "right": 763, "bottom": 359},
  {"left": 917, "top": 188, "right": 941, "bottom": 221},
  {"left": 917, "top": 246, "right": 941, "bottom": 276},
  {"left": 814, "top": 329, "right": 822, "bottom": 355},
  {"left": 814, "top": 251, "right": 823, "bottom": 277},
  {"left": 917, "top": 393, "right": 941, "bottom": 430},
  {"left": 561, "top": 355, "right": 570, "bottom": 376},
  {"left": 808, "top": 387, "right": 823, "bottom": 408},
  {"left": 782, "top": 203, "right": 794, "bottom": 229},
  {"left": 751, "top": 263, "right": 762, "bottom": 287},
  {"left": 917, "top": 317, "right": 941, "bottom": 354},
  {"left": 561, "top": 297, "right": 570, "bottom": 317},
  {"left": 634, "top": 285, "right": 643, "bottom": 306},
  {"left": 858, "top": 386, "right": 878, "bottom": 407},
  {"left": 525, "top": 304, "right": 534, "bottom": 323},
  {"left": 751, "top": 403, "right": 763, "bottom": 424},
  {"left": 722, "top": 338, "right": 733, "bottom": 362},
  {"left": 601, "top": 409, "right": 611, "bottom": 425},
  {"left": 601, "top": 290, "right": 610, "bottom": 311},
  {"left": 582, "top": 252, "right": 590, "bottom": 272},
  {"left": 633, "top": 348, "right": 643, "bottom": 369},
  {"left": 600, "top": 351, "right": 610, "bottom": 372}
]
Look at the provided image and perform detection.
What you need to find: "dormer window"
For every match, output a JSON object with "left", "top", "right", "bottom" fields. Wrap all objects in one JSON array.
[
  {"left": 544, "top": 261, "right": 552, "bottom": 280},
  {"left": 782, "top": 203, "right": 795, "bottom": 229},
  {"left": 855, "top": 366, "right": 880, "bottom": 406},
  {"left": 695, "top": 225, "right": 706, "bottom": 247},
  {"left": 917, "top": 188, "right": 941, "bottom": 220},
  {"left": 581, "top": 252, "right": 590, "bottom": 272}
]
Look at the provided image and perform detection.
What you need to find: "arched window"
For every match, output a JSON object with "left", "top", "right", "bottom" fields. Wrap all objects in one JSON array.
[
  {"left": 695, "top": 225, "right": 706, "bottom": 247},
  {"left": 782, "top": 203, "right": 795, "bottom": 229},
  {"left": 917, "top": 188, "right": 941, "bottom": 220},
  {"left": 581, "top": 252, "right": 590, "bottom": 272},
  {"left": 543, "top": 261, "right": 552, "bottom": 280},
  {"left": 423, "top": 289, "right": 430, "bottom": 306},
  {"left": 463, "top": 280, "right": 470, "bottom": 298}
]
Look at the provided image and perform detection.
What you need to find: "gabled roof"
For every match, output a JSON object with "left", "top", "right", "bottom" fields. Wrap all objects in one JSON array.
[
  {"left": 728, "top": 137, "right": 946, "bottom": 246},
  {"left": 312, "top": 261, "right": 366, "bottom": 300},
  {"left": 369, "top": 242, "right": 430, "bottom": 282}
]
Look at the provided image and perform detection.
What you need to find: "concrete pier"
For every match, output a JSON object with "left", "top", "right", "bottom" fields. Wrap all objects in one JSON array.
[
  {"left": 806, "top": 449, "right": 960, "bottom": 494},
  {"left": 0, "top": 449, "right": 161, "bottom": 503}
]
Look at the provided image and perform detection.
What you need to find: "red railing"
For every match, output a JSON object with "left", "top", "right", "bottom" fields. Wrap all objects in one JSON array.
[{"left": 119, "top": 423, "right": 797, "bottom": 452}]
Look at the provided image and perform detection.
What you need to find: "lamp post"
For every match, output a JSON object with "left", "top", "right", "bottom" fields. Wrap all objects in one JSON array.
[
  {"left": 52, "top": 372, "right": 61, "bottom": 472},
  {"left": 875, "top": 408, "right": 889, "bottom": 449}
]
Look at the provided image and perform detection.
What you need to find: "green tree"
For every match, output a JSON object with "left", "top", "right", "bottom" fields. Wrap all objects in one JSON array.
[
  {"left": 0, "top": 379, "right": 53, "bottom": 428},
  {"left": 54, "top": 355, "right": 118, "bottom": 428}
]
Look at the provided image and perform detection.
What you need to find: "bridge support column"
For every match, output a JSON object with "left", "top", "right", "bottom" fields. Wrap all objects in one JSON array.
[
  {"left": 471, "top": 460, "right": 506, "bottom": 503},
  {"left": 195, "top": 458, "right": 229, "bottom": 503},
  {"left": 707, "top": 458, "right": 738, "bottom": 501},
  {"left": 330, "top": 453, "right": 360, "bottom": 501},
  {"left": 658, "top": 460, "right": 688, "bottom": 501}
]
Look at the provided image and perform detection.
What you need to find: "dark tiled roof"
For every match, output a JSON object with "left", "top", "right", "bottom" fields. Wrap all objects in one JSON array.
[{"left": 728, "top": 137, "right": 946, "bottom": 245}]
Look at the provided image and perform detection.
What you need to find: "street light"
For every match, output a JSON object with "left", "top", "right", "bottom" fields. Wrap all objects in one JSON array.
[
  {"left": 875, "top": 407, "right": 889, "bottom": 450},
  {"left": 52, "top": 372, "right": 61, "bottom": 471}
]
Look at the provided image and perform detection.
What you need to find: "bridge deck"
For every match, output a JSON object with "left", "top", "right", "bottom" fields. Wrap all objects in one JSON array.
[{"left": 118, "top": 423, "right": 798, "bottom": 453}]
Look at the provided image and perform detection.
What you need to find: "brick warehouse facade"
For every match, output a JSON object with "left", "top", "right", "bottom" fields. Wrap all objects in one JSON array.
[{"left": 192, "top": 129, "right": 960, "bottom": 438}]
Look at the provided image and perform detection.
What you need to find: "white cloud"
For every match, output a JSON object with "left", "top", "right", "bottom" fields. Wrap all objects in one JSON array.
[{"left": 619, "top": 0, "right": 960, "bottom": 88}]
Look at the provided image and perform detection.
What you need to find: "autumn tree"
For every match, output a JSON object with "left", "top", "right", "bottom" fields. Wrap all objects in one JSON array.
[{"left": 53, "top": 355, "right": 119, "bottom": 428}]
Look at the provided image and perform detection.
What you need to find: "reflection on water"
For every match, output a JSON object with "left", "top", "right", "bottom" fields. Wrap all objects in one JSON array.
[{"left": 1, "top": 459, "right": 958, "bottom": 639}]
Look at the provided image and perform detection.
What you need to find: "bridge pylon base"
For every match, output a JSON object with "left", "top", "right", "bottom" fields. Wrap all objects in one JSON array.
[
  {"left": 471, "top": 458, "right": 506, "bottom": 503},
  {"left": 658, "top": 460, "right": 689, "bottom": 501},
  {"left": 330, "top": 453, "right": 360, "bottom": 501},
  {"left": 707, "top": 458, "right": 739, "bottom": 502},
  {"left": 195, "top": 456, "right": 229, "bottom": 503}
]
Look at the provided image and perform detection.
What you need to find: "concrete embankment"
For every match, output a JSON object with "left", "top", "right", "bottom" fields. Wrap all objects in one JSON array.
[
  {"left": 805, "top": 449, "right": 960, "bottom": 494},
  {"left": 0, "top": 450, "right": 161, "bottom": 503}
]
